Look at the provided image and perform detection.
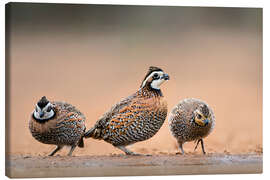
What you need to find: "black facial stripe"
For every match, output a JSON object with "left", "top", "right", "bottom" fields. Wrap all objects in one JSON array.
[
  {"left": 33, "top": 114, "right": 55, "bottom": 123},
  {"left": 32, "top": 108, "right": 56, "bottom": 123},
  {"left": 47, "top": 106, "right": 52, "bottom": 112},
  {"left": 141, "top": 67, "right": 164, "bottom": 86}
]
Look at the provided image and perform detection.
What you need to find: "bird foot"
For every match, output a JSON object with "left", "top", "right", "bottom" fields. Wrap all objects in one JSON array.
[{"left": 176, "top": 152, "right": 184, "bottom": 155}]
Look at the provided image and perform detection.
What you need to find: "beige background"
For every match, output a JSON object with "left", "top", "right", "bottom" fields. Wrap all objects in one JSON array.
[{"left": 6, "top": 4, "right": 262, "bottom": 156}]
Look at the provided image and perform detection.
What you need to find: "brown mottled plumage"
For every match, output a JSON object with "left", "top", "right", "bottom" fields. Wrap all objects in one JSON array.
[
  {"left": 169, "top": 98, "right": 215, "bottom": 154},
  {"left": 84, "top": 66, "right": 170, "bottom": 155},
  {"left": 29, "top": 96, "right": 86, "bottom": 156}
]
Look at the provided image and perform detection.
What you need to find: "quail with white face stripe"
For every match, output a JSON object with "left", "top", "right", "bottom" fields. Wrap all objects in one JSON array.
[
  {"left": 33, "top": 102, "right": 55, "bottom": 120},
  {"left": 29, "top": 96, "right": 86, "bottom": 156},
  {"left": 84, "top": 66, "right": 170, "bottom": 155}
]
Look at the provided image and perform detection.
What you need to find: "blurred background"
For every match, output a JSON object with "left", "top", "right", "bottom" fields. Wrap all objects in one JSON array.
[{"left": 6, "top": 3, "right": 262, "bottom": 155}]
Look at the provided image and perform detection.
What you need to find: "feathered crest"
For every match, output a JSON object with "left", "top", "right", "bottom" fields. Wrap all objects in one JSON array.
[{"left": 37, "top": 96, "right": 49, "bottom": 108}]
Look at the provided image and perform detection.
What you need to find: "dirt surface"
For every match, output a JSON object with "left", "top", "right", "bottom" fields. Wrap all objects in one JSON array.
[{"left": 6, "top": 154, "right": 262, "bottom": 178}]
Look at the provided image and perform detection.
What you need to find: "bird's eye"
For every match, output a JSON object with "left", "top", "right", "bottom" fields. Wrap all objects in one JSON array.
[
  {"left": 47, "top": 106, "right": 52, "bottom": 112},
  {"left": 197, "top": 114, "right": 202, "bottom": 119},
  {"left": 35, "top": 107, "right": 38, "bottom": 112},
  {"left": 153, "top": 73, "right": 159, "bottom": 79}
]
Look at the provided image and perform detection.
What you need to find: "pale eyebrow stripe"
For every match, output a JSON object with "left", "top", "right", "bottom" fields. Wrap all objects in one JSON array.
[{"left": 141, "top": 71, "right": 163, "bottom": 88}]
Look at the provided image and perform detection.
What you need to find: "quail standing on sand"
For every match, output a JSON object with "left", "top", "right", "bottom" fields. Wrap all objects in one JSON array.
[
  {"left": 84, "top": 66, "right": 170, "bottom": 155},
  {"left": 169, "top": 98, "right": 215, "bottom": 154},
  {"left": 29, "top": 96, "right": 86, "bottom": 156}
]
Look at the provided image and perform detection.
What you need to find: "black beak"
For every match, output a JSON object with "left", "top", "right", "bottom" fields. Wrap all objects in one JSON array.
[
  {"left": 39, "top": 111, "right": 44, "bottom": 118},
  {"left": 162, "top": 73, "right": 170, "bottom": 80}
]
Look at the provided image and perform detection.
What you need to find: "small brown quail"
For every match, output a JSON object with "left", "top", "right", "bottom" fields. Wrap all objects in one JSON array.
[
  {"left": 84, "top": 66, "right": 170, "bottom": 155},
  {"left": 169, "top": 98, "right": 215, "bottom": 154},
  {"left": 29, "top": 96, "right": 86, "bottom": 156}
]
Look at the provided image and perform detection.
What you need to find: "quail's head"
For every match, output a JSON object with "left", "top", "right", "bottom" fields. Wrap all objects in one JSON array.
[
  {"left": 140, "top": 66, "right": 170, "bottom": 90},
  {"left": 33, "top": 96, "right": 55, "bottom": 120},
  {"left": 193, "top": 104, "right": 212, "bottom": 126}
]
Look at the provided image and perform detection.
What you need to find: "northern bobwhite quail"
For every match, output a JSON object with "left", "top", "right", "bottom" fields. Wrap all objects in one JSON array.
[
  {"left": 29, "top": 96, "right": 86, "bottom": 156},
  {"left": 169, "top": 98, "right": 215, "bottom": 154},
  {"left": 84, "top": 66, "right": 170, "bottom": 155}
]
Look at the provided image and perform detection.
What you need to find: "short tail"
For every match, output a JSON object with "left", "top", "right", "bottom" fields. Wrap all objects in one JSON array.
[{"left": 84, "top": 127, "right": 102, "bottom": 139}]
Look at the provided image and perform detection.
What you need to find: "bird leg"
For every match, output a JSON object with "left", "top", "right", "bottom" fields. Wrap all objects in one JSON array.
[
  {"left": 48, "top": 145, "right": 63, "bottom": 156},
  {"left": 194, "top": 139, "right": 200, "bottom": 151},
  {"left": 176, "top": 143, "right": 185, "bottom": 155},
  {"left": 115, "top": 145, "right": 143, "bottom": 156},
  {"left": 67, "top": 145, "right": 77, "bottom": 156},
  {"left": 194, "top": 139, "right": 206, "bottom": 154}
]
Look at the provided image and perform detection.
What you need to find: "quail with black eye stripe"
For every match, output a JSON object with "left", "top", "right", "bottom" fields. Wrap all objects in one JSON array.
[
  {"left": 84, "top": 66, "right": 169, "bottom": 155},
  {"left": 29, "top": 96, "right": 86, "bottom": 156}
]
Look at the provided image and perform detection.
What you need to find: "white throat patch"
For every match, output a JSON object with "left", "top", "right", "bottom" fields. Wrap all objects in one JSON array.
[
  {"left": 34, "top": 102, "right": 55, "bottom": 120},
  {"left": 150, "top": 78, "right": 166, "bottom": 90}
]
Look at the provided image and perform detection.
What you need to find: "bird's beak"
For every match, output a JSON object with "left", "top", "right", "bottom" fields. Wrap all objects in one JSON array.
[
  {"left": 162, "top": 73, "right": 170, "bottom": 80},
  {"left": 203, "top": 119, "right": 209, "bottom": 126},
  {"left": 39, "top": 111, "right": 44, "bottom": 118}
]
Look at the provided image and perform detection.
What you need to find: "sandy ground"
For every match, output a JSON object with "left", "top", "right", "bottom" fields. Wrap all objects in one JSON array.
[{"left": 6, "top": 153, "right": 262, "bottom": 178}]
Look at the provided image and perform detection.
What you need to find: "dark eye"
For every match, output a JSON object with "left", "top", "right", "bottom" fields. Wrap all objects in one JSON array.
[
  {"left": 47, "top": 106, "right": 52, "bottom": 112},
  {"left": 153, "top": 73, "right": 159, "bottom": 79},
  {"left": 197, "top": 114, "right": 202, "bottom": 119},
  {"left": 35, "top": 107, "right": 38, "bottom": 112}
]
